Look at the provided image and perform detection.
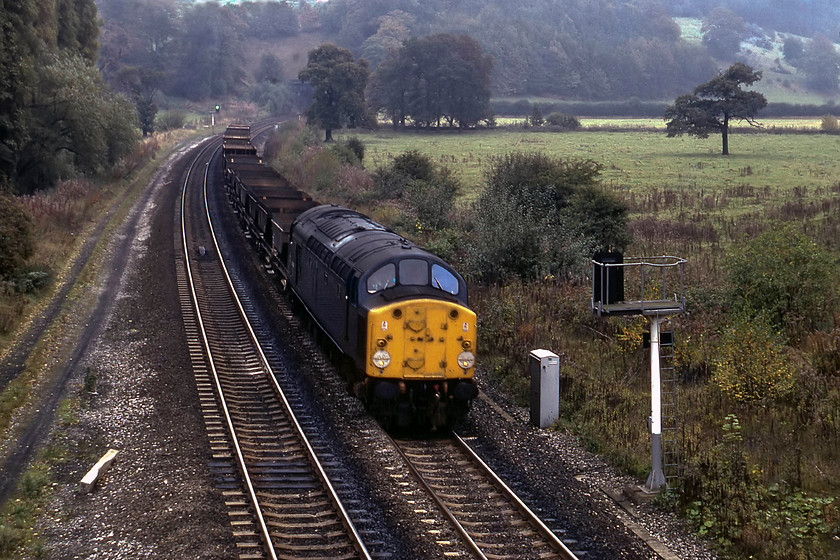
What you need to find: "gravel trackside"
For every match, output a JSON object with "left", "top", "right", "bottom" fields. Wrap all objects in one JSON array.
[{"left": 34, "top": 142, "right": 236, "bottom": 559}]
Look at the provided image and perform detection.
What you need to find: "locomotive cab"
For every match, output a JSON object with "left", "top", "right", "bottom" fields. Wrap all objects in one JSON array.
[
  {"left": 288, "top": 205, "right": 478, "bottom": 429},
  {"left": 358, "top": 257, "right": 477, "bottom": 429}
]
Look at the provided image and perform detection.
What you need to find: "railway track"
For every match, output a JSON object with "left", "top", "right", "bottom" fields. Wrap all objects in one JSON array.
[
  {"left": 176, "top": 138, "right": 372, "bottom": 560},
  {"left": 178, "top": 125, "right": 598, "bottom": 559},
  {"left": 392, "top": 433, "right": 581, "bottom": 560}
]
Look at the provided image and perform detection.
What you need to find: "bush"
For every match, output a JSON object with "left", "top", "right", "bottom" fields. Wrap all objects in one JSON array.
[
  {"left": 373, "top": 150, "right": 435, "bottom": 199},
  {"left": 724, "top": 225, "right": 838, "bottom": 340},
  {"left": 344, "top": 136, "right": 365, "bottom": 163},
  {"left": 0, "top": 196, "right": 35, "bottom": 280},
  {"left": 12, "top": 269, "right": 51, "bottom": 294},
  {"left": 156, "top": 110, "right": 186, "bottom": 132},
  {"left": 329, "top": 142, "right": 361, "bottom": 167},
  {"left": 392, "top": 150, "right": 435, "bottom": 182},
  {"left": 373, "top": 150, "right": 459, "bottom": 231},
  {"left": 250, "top": 81, "right": 294, "bottom": 116},
  {"left": 821, "top": 114, "right": 839, "bottom": 132},
  {"left": 545, "top": 112, "right": 581, "bottom": 130},
  {"left": 467, "top": 152, "right": 630, "bottom": 283},
  {"left": 712, "top": 312, "right": 794, "bottom": 403},
  {"left": 684, "top": 416, "right": 836, "bottom": 559},
  {"left": 404, "top": 167, "right": 460, "bottom": 231}
]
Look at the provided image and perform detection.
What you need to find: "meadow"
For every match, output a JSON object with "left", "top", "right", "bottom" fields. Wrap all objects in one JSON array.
[
  {"left": 343, "top": 123, "right": 840, "bottom": 218},
  {"left": 334, "top": 123, "right": 840, "bottom": 558}
]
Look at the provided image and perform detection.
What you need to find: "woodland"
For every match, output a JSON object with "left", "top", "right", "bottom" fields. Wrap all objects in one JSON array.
[{"left": 2, "top": 1, "right": 840, "bottom": 558}]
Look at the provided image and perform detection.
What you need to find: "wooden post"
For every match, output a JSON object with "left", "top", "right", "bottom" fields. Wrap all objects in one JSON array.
[{"left": 79, "top": 449, "right": 119, "bottom": 493}]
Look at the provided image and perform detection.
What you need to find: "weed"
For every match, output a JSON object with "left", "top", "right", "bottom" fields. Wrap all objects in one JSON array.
[{"left": 83, "top": 366, "right": 96, "bottom": 394}]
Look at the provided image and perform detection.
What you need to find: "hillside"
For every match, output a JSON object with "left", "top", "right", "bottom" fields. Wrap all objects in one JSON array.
[
  {"left": 676, "top": 17, "right": 840, "bottom": 105},
  {"left": 90, "top": 0, "right": 840, "bottom": 120}
]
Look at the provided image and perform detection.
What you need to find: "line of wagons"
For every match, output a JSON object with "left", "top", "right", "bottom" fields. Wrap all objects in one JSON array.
[{"left": 220, "top": 124, "right": 478, "bottom": 429}]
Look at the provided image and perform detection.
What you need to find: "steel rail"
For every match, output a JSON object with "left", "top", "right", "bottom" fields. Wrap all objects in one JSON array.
[
  {"left": 180, "top": 133, "right": 371, "bottom": 559},
  {"left": 454, "top": 433, "right": 579, "bottom": 560},
  {"left": 180, "top": 137, "right": 279, "bottom": 560},
  {"left": 201, "top": 144, "right": 373, "bottom": 560},
  {"left": 390, "top": 431, "right": 580, "bottom": 559},
  {"left": 387, "top": 433, "right": 489, "bottom": 560}
]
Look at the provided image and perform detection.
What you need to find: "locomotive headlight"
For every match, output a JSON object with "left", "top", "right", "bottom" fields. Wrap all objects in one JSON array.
[
  {"left": 457, "top": 351, "right": 476, "bottom": 369},
  {"left": 372, "top": 350, "right": 391, "bottom": 369}
]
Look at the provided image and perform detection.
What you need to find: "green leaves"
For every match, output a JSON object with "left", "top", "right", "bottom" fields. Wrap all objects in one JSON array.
[
  {"left": 664, "top": 63, "right": 768, "bottom": 155},
  {"left": 369, "top": 34, "right": 493, "bottom": 129},
  {"left": 299, "top": 44, "right": 370, "bottom": 141},
  {"left": 468, "top": 152, "right": 629, "bottom": 284},
  {"left": 724, "top": 225, "right": 838, "bottom": 340}
]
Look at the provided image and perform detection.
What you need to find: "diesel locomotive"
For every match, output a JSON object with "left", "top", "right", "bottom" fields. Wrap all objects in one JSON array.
[{"left": 221, "top": 124, "right": 478, "bottom": 429}]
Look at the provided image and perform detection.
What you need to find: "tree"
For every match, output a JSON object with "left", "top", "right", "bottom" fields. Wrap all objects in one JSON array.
[
  {"left": 700, "top": 7, "right": 747, "bottom": 59},
  {"left": 115, "top": 65, "right": 163, "bottom": 136},
  {"left": 369, "top": 34, "right": 493, "bottom": 129},
  {"left": 359, "top": 10, "right": 414, "bottom": 68},
  {"left": 1, "top": 0, "right": 140, "bottom": 194},
  {"left": 468, "top": 152, "right": 630, "bottom": 283},
  {"left": 170, "top": 3, "right": 245, "bottom": 100},
  {"left": 0, "top": 195, "right": 34, "bottom": 279},
  {"left": 298, "top": 44, "right": 370, "bottom": 142},
  {"left": 0, "top": 0, "right": 39, "bottom": 191},
  {"left": 664, "top": 63, "right": 767, "bottom": 156},
  {"left": 256, "top": 53, "right": 284, "bottom": 84},
  {"left": 799, "top": 35, "right": 840, "bottom": 93}
]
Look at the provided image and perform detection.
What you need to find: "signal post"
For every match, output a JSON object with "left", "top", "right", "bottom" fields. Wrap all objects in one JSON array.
[{"left": 591, "top": 252, "right": 686, "bottom": 492}]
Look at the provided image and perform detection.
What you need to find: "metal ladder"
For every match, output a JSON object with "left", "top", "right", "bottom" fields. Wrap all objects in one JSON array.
[{"left": 659, "top": 319, "right": 680, "bottom": 487}]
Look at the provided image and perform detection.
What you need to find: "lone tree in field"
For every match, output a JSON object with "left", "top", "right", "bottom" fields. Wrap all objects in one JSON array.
[
  {"left": 664, "top": 62, "right": 767, "bottom": 155},
  {"left": 299, "top": 44, "right": 370, "bottom": 142}
]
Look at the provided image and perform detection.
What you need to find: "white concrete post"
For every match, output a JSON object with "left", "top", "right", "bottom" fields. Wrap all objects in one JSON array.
[{"left": 645, "top": 315, "right": 666, "bottom": 491}]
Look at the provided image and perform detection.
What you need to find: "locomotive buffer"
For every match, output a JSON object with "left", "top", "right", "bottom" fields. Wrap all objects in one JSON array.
[{"left": 591, "top": 252, "right": 687, "bottom": 492}]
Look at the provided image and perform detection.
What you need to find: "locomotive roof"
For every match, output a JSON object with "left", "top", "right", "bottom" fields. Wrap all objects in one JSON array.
[{"left": 293, "top": 205, "right": 452, "bottom": 275}]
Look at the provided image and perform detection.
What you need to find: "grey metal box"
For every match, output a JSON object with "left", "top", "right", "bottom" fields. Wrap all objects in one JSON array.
[{"left": 529, "top": 349, "right": 559, "bottom": 428}]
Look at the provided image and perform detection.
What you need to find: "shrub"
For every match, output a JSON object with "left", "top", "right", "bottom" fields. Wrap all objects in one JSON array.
[
  {"left": 250, "top": 81, "right": 294, "bottom": 115},
  {"left": 373, "top": 150, "right": 436, "bottom": 199},
  {"left": 335, "top": 164, "right": 375, "bottom": 204},
  {"left": 684, "top": 415, "right": 758, "bottom": 555},
  {"left": 724, "top": 225, "right": 838, "bottom": 340},
  {"left": 684, "top": 416, "right": 836, "bottom": 559},
  {"left": 467, "top": 152, "right": 630, "bottom": 283},
  {"left": 156, "top": 110, "right": 186, "bottom": 132},
  {"left": 300, "top": 146, "right": 341, "bottom": 194},
  {"left": 392, "top": 150, "right": 435, "bottom": 182},
  {"left": 330, "top": 142, "right": 361, "bottom": 167},
  {"left": 344, "top": 136, "right": 365, "bottom": 163},
  {"left": 0, "top": 196, "right": 35, "bottom": 280},
  {"left": 803, "top": 328, "right": 840, "bottom": 378},
  {"left": 545, "top": 112, "right": 581, "bottom": 130},
  {"left": 712, "top": 312, "right": 794, "bottom": 403},
  {"left": 404, "top": 167, "right": 460, "bottom": 231},
  {"left": 821, "top": 114, "right": 839, "bottom": 132}
]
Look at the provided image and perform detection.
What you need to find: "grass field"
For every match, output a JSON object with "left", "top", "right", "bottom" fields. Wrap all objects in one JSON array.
[{"left": 339, "top": 127, "right": 840, "bottom": 215}]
